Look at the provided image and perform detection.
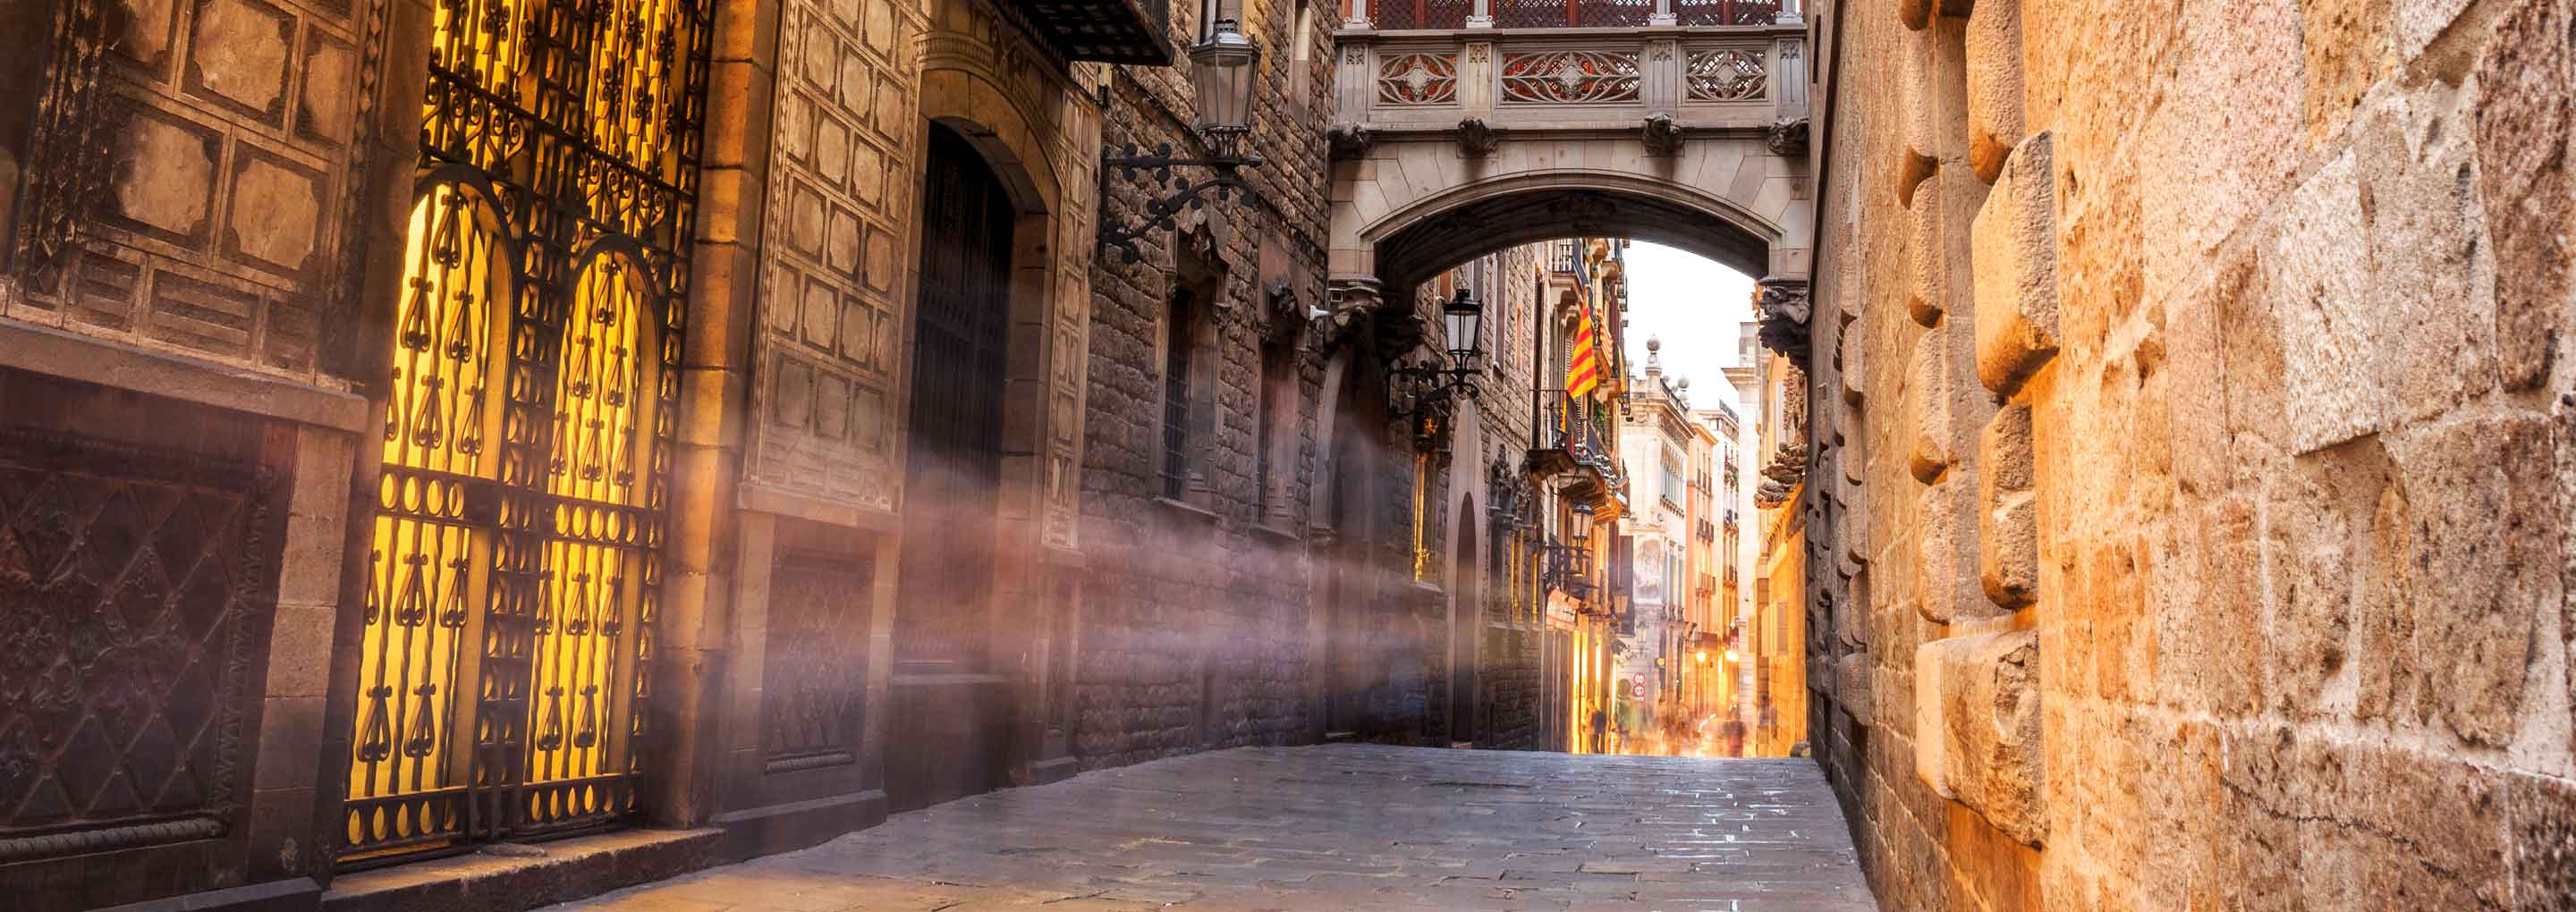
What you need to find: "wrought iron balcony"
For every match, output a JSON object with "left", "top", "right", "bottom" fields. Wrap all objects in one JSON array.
[{"left": 1014, "top": 0, "right": 1174, "bottom": 64}]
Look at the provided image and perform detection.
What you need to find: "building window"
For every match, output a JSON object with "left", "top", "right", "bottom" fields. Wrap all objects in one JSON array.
[
  {"left": 1164, "top": 296, "right": 1198, "bottom": 500},
  {"left": 1256, "top": 342, "right": 1293, "bottom": 521},
  {"left": 1660, "top": 447, "right": 1684, "bottom": 508}
]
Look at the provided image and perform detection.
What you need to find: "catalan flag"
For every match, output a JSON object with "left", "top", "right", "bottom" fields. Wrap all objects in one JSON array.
[{"left": 1566, "top": 291, "right": 1602, "bottom": 400}]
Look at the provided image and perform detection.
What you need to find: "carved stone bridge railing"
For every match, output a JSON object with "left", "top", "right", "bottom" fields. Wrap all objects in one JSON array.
[
  {"left": 1333, "top": 24, "right": 1809, "bottom": 140},
  {"left": 1358, "top": 0, "right": 1799, "bottom": 30}
]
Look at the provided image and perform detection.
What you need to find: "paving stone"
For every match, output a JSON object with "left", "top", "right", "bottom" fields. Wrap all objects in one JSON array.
[{"left": 547, "top": 745, "right": 1876, "bottom": 911}]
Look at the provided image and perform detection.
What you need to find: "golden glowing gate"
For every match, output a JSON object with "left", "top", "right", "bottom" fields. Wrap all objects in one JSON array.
[{"left": 342, "top": 0, "right": 708, "bottom": 865}]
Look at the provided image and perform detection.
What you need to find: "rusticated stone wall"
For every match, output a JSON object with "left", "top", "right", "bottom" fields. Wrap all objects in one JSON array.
[
  {"left": 1802, "top": 0, "right": 2576, "bottom": 906},
  {"left": 1073, "top": 0, "right": 1345, "bottom": 767}
]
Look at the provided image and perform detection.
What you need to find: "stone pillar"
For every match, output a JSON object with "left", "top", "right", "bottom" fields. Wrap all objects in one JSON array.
[
  {"left": 1773, "top": 38, "right": 1809, "bottom": 117},
  {"left": 1461, "top": 42, "right": 1497, "bottom": 118},
  {"left": 1650, "top": 0, "right": 1678, "bottom": 26},
  {"left": 1469, "top": 0, "right": 1494, "bottom": 27},
  {"left": 1346, "top": 0, "right": 1372, "bottom": 28},
  {"left": 1643, "top": 39, "right": 1683, "bottom": 113}
]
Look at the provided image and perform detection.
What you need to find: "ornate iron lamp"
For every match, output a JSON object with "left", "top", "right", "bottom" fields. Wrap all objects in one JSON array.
[
  {"left": 1388, "top": 286, "right": 1486, "bottom": 429},
  {"left": 1568, "top": 498, "right": 1596, "bottom": 545},
  {"left": 1097, "top": 19, "right": 1263, "bottom": 263}
]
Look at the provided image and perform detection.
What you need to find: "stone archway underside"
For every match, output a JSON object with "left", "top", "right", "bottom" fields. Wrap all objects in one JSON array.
[{"left": 1374, "top": 186, "right": 1772, "bottom": 292}]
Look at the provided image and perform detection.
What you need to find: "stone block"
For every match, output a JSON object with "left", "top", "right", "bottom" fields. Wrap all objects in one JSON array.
[
  {"left": 1838, "top": 652, "right": 1875, "bottom": 727},
  {"left": 1909, "top": 188, "right": 1945, "bottom": 326},
  {"left": 1969, "top": 131, "right": 2057, "bottom": 396},
  {"left": 2382, "top": 414, "right": 2557, "bottom": 746},
  {"left": 1917, "top": 476, "right": 2005, "bottom": 623},
  {"left": 2508, "top": 770, "right": 2576, "bottom": 910},
  {"left": 1978, "top": 402, "right": 2037, "bottom": 610},
  {"left": 2470, "top": 0, "right": 2574, "bottom": 391},
  {"left": 2269, "top": 150, "right": 2384, "bottom": 454},
  {"left": 1963, "top": 0, "right": 2024, "bottom": 183},
  {"left": 1919, "top": 629, "right": 2045, "bottom": 847},
  {"left": 1912, "top": 643, "right": 1952, "bottom": 798},
  {"left": 1907, "top": 334, "right": 1953, "bottom": 483},
  {"left": 2351, "top": 80, "right": 2498, "bottom": 427}
]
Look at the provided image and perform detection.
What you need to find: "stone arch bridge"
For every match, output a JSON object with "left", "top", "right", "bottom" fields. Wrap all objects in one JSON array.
[{"left": 1324, "top": 15, "right": 1816, "bottom": 301}]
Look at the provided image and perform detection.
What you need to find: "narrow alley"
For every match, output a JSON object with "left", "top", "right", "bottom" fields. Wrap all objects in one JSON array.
[
  {"left": 539, "top": 746, "right": 1872, "bottom": 912},
  {"left": 4, "top": 0, "right": 2574, "bottom": 899}
]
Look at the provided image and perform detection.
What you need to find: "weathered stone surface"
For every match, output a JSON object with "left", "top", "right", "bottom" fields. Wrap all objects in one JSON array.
[
  {"left": 1908, "top": 334, "right": 1954, "bottom": 483},
  {"left": 2268, "top": 151, "right": 2383, "bottom": 454},
  {"left": 1970, "top": 131, "right": 2057, "bottom": 396},
  {"left": 1909, "top": 184, "right": 1945, "bottom": 327},
  {"left": 1977, "top": 401, "right": 2036, "bottom": 609},
  {"left": 2381, "top": 415, "right": 2558, "bottom": 746},
  {"left": 1840, "top": 652, "right": 1876, "bottom": 727},
  {"left": 2470, "top": 0, "right": 2575, "bottom": 391},
  {"left": 1963, "top": 0, "right": 2025, "bottom": 182},
  {"left": 1937, "top": 630, "right": 2043, "bottom": 848}
]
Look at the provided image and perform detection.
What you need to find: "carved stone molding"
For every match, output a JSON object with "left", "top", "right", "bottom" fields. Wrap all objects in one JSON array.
[
  {"left": 1755, "top": 275, "right": 1813, "bottom": 367},
  {"left": 1457, "top": 117, "right": 1498, "bottom": 157},
  {"left": 1766, "top": 116, "right": 1811, "bottom": 156},
  {"left": 1642, "top": 114, "right": 1685, "bottom": 156},
  {"left": 1262, "top": 279, "right": 1309, "bottom": 342},
  {"left": 10, "top": 0, "right": 122, "bottom": 287}
]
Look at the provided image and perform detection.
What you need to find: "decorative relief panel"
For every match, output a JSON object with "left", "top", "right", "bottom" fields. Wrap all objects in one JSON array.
[
  {"left": 745, "top": 0, "right": 928, "bottom": 514},
  {"left": 1377, "top": 54, "right": 1459, "bottom": 106},
  {"left": 1499, "top": 51, "right": 1641, "bottom": 105},
  {"left": 759, "top": 550, "right": 872, "bottom": 768},
  {"left": 4, "top": 0, "right": 381, "bottom": 384},
  {"left": 0, "top": 428, "right": 288, "bottom": 859},
  {"left": 1686, "top": 49, "right": 1768, "bottom": 101}
]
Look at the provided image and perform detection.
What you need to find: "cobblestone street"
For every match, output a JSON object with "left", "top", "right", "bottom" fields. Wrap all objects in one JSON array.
[{"left": 552, "top": 745, "right": 1875, "bottom": 911}]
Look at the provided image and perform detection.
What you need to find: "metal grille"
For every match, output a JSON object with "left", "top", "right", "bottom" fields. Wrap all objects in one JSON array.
[
  {"left": 1676, "top": 0, "right": 1783, "bottom": 23},
  {"left": 344, "top": 0, "right": 708, "bottom": 866},
  {"left": 1489, "top": 0, "right": 1652, "bottom": 26},
  {"left": 1162, "top": 308, "right": 1192, "bottom": 500},
  {"left": 1372, "top": 0, "right": 1472, "bottom": 28},
  {"left": 894, "top": 126, "right": 1014, "bottom": 671}
]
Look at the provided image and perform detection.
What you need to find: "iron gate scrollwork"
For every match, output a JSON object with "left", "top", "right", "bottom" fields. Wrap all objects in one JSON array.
[{"left": 342, "top": 0, "right": 711, "bottom": 866}]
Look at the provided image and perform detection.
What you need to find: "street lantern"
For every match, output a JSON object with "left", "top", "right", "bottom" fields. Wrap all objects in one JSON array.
[
  {"left": 1189, "top": 19, "right": 1260, "bottom": 156},
  {"left": 1096, "top": 19, "right": 1265, "bottom": 263},
  {"left": 1441, "top": 286, "right": 1484, "bottom": 369},
  {"left": 1569, "top": 500, "right": 1596, "bottom": 544}
]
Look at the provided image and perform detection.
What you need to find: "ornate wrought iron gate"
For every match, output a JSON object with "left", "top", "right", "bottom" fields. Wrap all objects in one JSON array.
[{"left": 341, "top": 0, "right": 709, "bottom": 866}]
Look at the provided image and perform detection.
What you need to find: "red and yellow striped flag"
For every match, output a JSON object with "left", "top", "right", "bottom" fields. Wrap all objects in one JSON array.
[{"left": 1566, "top": 291, "right": 1602, "bottom": 400}]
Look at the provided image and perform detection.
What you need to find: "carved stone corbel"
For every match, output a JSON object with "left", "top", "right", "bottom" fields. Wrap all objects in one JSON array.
[
  {"left": 1456, "top": 117, "right": 1498, "bottom": 157},
  {"left": 1327, "top": 122, "right": 1375, "bottom": 160},
  {"left": 1642, "top": 114, "right": 1685, "bottom": 156},
  {"left": 1314, "top": 277, "right": 1387, "bottom": 353},
  {"left": 1755, "top": 275, "right": 1813, "bottom": 368},
  {"left": 1766, "top": 117, "right": 1811, "bottom": 156},
  {"left": 1262, "top": 279, "right": 1309, "bottom": 342}
]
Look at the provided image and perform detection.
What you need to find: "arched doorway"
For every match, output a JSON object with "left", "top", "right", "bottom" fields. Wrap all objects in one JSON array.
[
  {"left": 1447, "top": 501, "right": 1480, "bottom": 745},
  {"left": 1322, "top": 372, "right": 1370, "bottom": 736},
  {"left": 886, "top": 122, "right": 1017, "bottom": 812}
]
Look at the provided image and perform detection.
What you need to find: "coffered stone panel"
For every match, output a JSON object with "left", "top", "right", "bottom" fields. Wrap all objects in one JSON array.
[
  {"left": 4, "top": 0, "right": 383, "bottom": 386},
  {"left": 744, "top": 0, "right": 927, "bottom": 516}
]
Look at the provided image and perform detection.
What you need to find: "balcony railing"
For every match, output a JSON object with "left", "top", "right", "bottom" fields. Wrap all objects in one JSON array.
[{"left": 1368, "top": 0, "right": 1784, "bottom": 28}]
